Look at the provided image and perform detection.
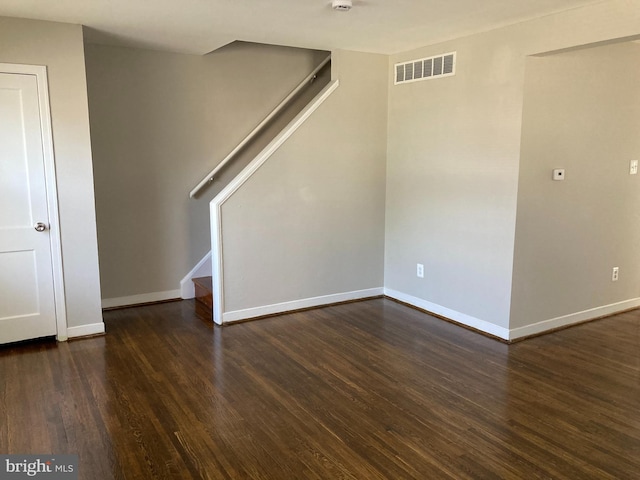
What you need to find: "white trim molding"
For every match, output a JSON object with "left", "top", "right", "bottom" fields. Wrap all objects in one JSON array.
[
  {"left": 210, "top": 79, "right": 340, "bottom": 325},
  {"left": 180, "top": 252, "right": 212, "bottom": 299},
  {"left": 210, "top": 205, "right": 224, "bottom": 325},
  {"left": 102, "top": 290, "right": 181, "bottom": 309},
  {"left": 384, "top": 288, "right": 511, "bottom": 340},
  {"left": 223, "top": 288, "right": 384, "bottom": 323},
  {"left": 385, "top": 288, "right": 640, "bottom": 342},
  {"left": 509, "top": 297, "right": 640, "bottom": 340},
  {"left": 67, "top": 322, "right": 105, "bottom": 339},
  {"left": 0, "top": 63, "right": 69, "bottom": 341}
]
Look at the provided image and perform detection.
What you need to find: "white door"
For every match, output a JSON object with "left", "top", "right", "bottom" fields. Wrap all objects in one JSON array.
[{"left": 0, "top": 71, "right": 57, "bottom": 344}]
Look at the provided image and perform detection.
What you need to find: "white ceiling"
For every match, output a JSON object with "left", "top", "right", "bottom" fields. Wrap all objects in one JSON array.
[{"left": 1, "top": 0, "right": 606, "bottom": 55}]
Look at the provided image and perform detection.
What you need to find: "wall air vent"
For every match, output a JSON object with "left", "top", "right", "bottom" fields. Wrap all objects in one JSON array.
[{"left": 394, "top": 52, "right": 456, "bottom": 85}]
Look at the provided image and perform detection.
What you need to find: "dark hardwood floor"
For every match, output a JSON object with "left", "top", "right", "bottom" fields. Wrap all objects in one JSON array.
[{"left": 1, "top": 298, "right": 640, "bottom": 479}]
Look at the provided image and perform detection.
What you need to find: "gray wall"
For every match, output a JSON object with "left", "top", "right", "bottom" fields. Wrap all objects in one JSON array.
[
  {"left": 85, "top": 42, "right": 327, "bottom": 300},
  {"left": 0, "top": 17, "right": 103, "bottom": 330},
  {"left": 385, "top": 32, "right": 523, "bottom": 329},
  {"left": 385, "top": 0, "right": 640, "bottom": 331},
  {"left": 510, "top": 41, "right": 640, "bottom": 329},
  {"left": 221, "top": 50, "right": 388, "bottom": 312}
]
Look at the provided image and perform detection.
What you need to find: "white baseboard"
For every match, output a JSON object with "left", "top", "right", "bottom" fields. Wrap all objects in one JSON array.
[
  {"left": 384, "top": 288, "right": 510, "bottom": 340},
  {"left": 102, "top": 290, "right": 181, "bottom": 309},
  {"left": 180, "top": 252, "right": 212, "bottom": 299},
  {"left": 509, "top": 297, "right": 640, "bottom": 340},
  {"left": 223, "top": 287, "right": 384, "bottom": 323},
  {"left": 385, "top": 288, "right": 640, "bottom": 341},
  {"left": 67, "top": 322, "right": 105, "bottom": 339}
]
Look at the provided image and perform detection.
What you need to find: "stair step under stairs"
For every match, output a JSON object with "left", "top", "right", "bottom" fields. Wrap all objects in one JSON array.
[{"left": 192, "top": 276, "right": 213, "bottom": 317}]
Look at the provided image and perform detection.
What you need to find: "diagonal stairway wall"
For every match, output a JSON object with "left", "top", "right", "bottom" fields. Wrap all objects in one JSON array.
[{"left": 212, "top": 50, "right": 388, "bottom": 322}]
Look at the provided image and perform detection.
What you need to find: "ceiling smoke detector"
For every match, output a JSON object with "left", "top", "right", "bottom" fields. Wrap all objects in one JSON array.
[{"left": 332, "top": 0, "right": 352, "bottom": 11}]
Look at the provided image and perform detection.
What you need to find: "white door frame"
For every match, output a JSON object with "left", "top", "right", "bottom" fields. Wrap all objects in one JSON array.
[{"left": 1, "top": 63, "right": 68, "bottom": 341}]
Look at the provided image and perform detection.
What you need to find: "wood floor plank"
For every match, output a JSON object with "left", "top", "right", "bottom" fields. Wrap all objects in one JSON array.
[{"left": 1, "top": 298, "right": 640, "bottom": 479}]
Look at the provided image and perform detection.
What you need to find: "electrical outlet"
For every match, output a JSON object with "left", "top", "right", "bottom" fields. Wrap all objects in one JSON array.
[
  {"left": 612, "top": 267, "right": 619, "bottom": 282},
  {"left": 416, "top": 263, "right": 424, "bottom": 278},
  {"left": 630, "top": 160, "right": 638, "bottom": 175}
]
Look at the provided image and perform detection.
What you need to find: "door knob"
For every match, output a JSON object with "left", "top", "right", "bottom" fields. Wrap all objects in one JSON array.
[{"left": 34, "top": 222, "right": 47, "bottom": 232}]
